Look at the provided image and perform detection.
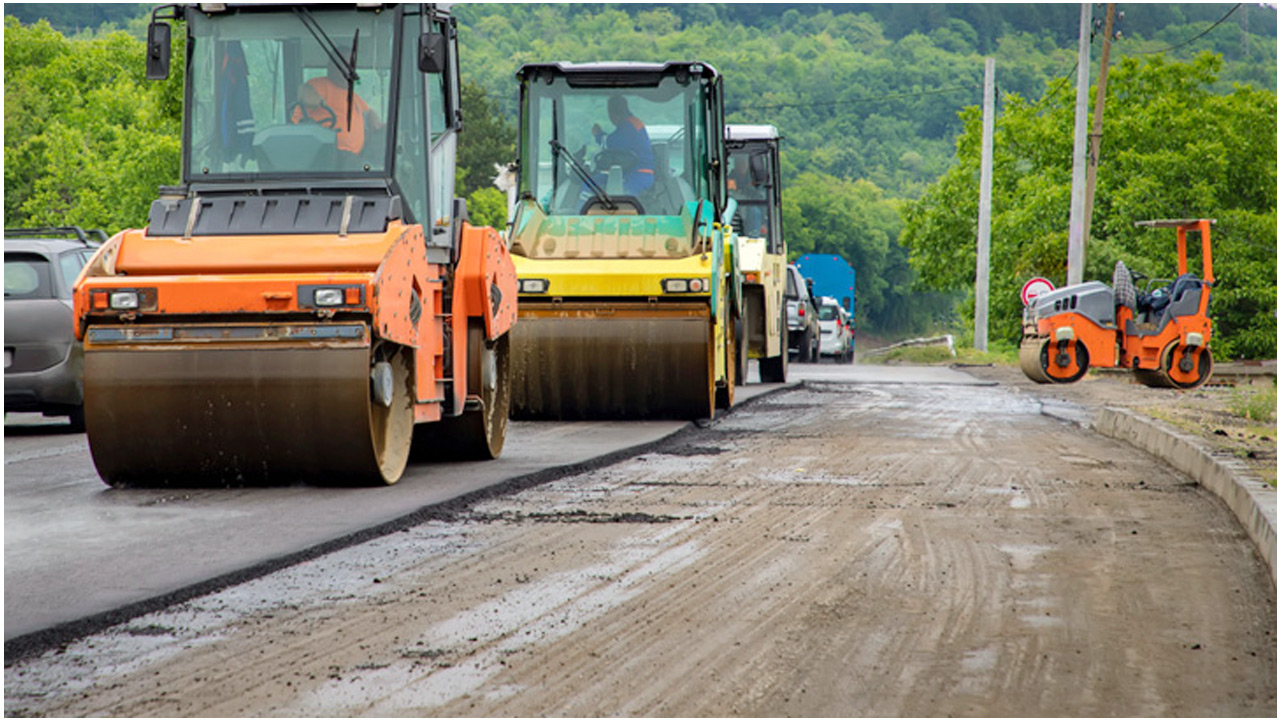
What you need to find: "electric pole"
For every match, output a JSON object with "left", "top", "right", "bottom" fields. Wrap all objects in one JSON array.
[
  {"left": 975, "top": 57, "right": 995, "bottom": 353},
  {"left": 1067, "top": 3, "right": 1092, "bottom": 286},
  {"left": 1083, "top": 3, "right": 1116, "bottom": 250}
]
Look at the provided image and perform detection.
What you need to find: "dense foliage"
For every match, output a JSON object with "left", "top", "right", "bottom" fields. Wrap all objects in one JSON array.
[
  {"left": 4, "top": 18, "right": 183, "bottom": 232},
  {"left": 900, "top": 54, "right": 1276, "bottom": 360},
  {"left": 4, "top": 4, "right": 1275, "bottom": 351}
]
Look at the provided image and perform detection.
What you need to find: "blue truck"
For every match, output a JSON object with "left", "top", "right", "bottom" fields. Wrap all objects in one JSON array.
[
  {"left": 795, "top": 253, "right": 855, "bottom": 316},
  {"left": 795, "top": 253, "right": 856, "bottom": 357}
]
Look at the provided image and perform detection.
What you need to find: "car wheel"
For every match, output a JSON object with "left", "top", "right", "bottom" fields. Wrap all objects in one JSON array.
[{"left": 67, "top": 405, "right": 86, "bottom": 433}]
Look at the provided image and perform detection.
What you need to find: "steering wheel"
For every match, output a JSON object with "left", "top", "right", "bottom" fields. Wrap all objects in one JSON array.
[
  {"left": 289, "top": 101, "right": 337, "bottom": 130},
  {"left": 593, "top": 148, "right": 640, "bottom": 174}
]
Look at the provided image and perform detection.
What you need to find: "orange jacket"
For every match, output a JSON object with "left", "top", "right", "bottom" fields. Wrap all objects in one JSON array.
[{"left": 291, "top": 77, "right": 371, "bottom": 154}]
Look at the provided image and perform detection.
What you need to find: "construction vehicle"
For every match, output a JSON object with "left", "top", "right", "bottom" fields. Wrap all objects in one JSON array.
[
  {"left": 1020, "top": 218, "right": 1215, "bottom": 389},
  {"left": 507, "top": 61, "right": 740, "bottom": 419},
  {"left": 726, "top": 124, "right": 788, "bottom": 383},
  {"left": 73, "top": 3, "right": 517, "bottom": 487}
]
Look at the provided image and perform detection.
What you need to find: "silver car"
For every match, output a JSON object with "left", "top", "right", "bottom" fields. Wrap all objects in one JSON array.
[
  {"left": 785, "top": 264, "right": 820, "bottom": 362},
  {"left": 817, "top": 296, "right": 854, "bottom": 363},
  {"left": 4, "top": 228, "right": 102, "bottom": 430}
]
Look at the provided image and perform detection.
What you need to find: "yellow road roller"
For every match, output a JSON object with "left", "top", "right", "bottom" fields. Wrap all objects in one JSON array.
[
  {"left": 508, "top": 62, "right": 742, "bottom": 419},
  {"left": 73, "top": 4, "right": 517, "bottom": 487},
  {"left": 727, "top": 124, "right": 789, "bottom": 383}
]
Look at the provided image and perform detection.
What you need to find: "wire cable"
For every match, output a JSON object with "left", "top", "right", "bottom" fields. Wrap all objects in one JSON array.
[{"left": 1132, "top": 4, "right": 1242, "bottom": 55}]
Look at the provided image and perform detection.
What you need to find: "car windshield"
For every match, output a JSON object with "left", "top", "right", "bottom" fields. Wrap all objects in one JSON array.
[
  {"left": 5, "top": 255, "right": 54, "bottom": 300},
  {"left": 819, "top": 305, "right": 839, "bottom": 321},
  {"left": 186, "top": 7, "right": 397, "bottom": 178},
  {"left": 522, "top": 74, "right": 707, "bottom": 218}
]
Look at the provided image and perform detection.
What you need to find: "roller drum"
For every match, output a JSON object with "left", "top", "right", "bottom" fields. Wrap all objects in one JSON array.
[
  {"left": 511, "top": 302, "right": 714, "bottom": 420},
  {"left": 84, "top": 328, "right": 412, "bottom": 486},
  {"left": 1019, "top": 337, "right": 1052, "bottom": 384}
]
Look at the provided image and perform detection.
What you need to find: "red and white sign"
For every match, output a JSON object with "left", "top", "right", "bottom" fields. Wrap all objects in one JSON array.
[{"left": 1020, "top": 277, "right": 1055, "bottom": 306}]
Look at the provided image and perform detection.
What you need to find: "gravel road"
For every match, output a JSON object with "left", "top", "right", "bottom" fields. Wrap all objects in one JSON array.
[{"left": 5, "top": 370, "right": 1275, "bottom": 716}]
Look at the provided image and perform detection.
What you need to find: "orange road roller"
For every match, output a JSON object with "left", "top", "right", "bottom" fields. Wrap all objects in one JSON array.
[
  {"left": 73, "top": 3, "right": 516, "bottom": 486},
  {"left": 1020, "top": 218, "right": 1215, "bottom": 389}
]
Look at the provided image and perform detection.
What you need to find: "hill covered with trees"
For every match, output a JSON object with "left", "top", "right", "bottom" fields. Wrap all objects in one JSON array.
[{"left": 4, "top": 3, "right": 1275, "bottom": 353}]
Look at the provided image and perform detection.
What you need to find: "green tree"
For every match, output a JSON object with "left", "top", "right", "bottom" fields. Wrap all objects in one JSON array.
[
  {"left": 900, "top": 53, "right": 1276, "bottom": 359},
  {"left": 4, "top": 18, "right": 183, "bottom": 232},
  {"left": 457, "top": 79, "right": 517, "bottom": 199}
]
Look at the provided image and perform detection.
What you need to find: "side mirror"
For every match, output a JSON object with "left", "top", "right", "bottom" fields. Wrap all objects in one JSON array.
[
  {"left": 749, "top": 153, "right": 768, "bottom": 186},
  {"left": 146, "top": 22, "right": 171, "bottom": 81},
  {"left": 418, "top": 32, "right": 447, "bottom": 73}
]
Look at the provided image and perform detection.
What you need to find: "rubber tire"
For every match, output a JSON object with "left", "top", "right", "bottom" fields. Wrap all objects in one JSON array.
[
  {"left": 1163, "top": 342, "right": 1213, "bottom": 390},
  {"left": 67, "top": 405, "right": 86, "bottom": 433},
  {"left": 760, "top": 342, "right": 788, "bottom": 383},
  {"left": 734, "top": 310, "right": 748, "bottom": 387},
  {"left": 1041, "top": 339, "right": 1089, "bottom": 384},
  {"left": 716, "top": 317, "right": 737, "bottom": 410}
]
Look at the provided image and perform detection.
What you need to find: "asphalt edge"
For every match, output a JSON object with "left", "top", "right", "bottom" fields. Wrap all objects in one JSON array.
[
  {"left": 3, "top": 381, "right": 802, "bottom": 667},
  {"left": 1093, "top": 406, "right": 1277, "bottom": 585}
]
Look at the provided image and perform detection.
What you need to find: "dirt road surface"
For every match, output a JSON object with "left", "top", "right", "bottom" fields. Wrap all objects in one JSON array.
[{"left": 6, "top": 370, "right": 1275, "bottom": 716}]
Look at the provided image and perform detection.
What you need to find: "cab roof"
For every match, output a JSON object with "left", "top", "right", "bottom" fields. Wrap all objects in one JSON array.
[
  {"left": 727, "top": 124, "right": 779, "bottom": 142},
  {"left": 517, "top": 61, "right": 719, "bottom": 87}
]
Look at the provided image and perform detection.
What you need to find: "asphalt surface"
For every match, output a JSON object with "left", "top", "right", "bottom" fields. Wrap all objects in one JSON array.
[
  {"left": 6, "top": 362, "right": 1272, "bottom": 717},
  {"left": 4, "top": 382, "right": 774, "bottom": 642}
]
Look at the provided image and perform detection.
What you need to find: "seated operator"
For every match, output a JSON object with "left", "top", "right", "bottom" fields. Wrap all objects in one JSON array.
[
  {"left": 291, "top": 51, "right": 384, "bottom": 156},
  {"left": 589, "top": 95, "right": 655, "bottom": 196}
]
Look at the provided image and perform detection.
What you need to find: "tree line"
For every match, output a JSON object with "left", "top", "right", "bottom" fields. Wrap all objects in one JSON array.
[{"left": 4, "top": 5, "right": 1275, "bottom": 356}]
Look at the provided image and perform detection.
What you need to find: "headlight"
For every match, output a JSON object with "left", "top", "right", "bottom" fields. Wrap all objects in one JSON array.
[
  {"left": 301, "top": 284, "right": 363, "bottom": 308},
  {"left": 519, "top": 278, "right": 550, "bottom": 294},
  {"left": 109, "top": 291, "right": 140, "bottom": 310},
  {"left": 662, "top": 278, "right": 707, "bottom": 294},
  {"left": 314, "top": 288, "right": 345, "bottom": 307}
]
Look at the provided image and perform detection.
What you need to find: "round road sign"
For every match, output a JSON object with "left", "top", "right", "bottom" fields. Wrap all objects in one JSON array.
[{"left": 1021, "top": 277, "right": 1055, "bottom": 306}]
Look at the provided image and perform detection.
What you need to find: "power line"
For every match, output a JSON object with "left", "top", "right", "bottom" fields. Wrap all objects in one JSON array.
[
  {"left": 1133, "top": 3, "right": 1242, "bottom": 55},
  {"left": 729, "top": 84, "right": 980, "bottom": 113}
]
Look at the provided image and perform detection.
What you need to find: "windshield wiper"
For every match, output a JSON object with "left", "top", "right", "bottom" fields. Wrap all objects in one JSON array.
[
  {"left": 550, "top": 139, "right": 615, "bottom": 211},
  {"left": 293, "top": 8, "right": 360, "bottom": 129}
]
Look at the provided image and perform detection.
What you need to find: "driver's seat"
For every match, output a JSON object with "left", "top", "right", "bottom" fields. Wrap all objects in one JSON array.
[{"left": 641, "top": 144, "right": 686, "bottom": 216}]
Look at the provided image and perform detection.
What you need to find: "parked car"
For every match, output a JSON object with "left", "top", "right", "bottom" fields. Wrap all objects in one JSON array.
[
  {"left": 817, "top": 296, "right": 854, "bottom": 364},
  {"left": 4, "top": 227, "right": 103, "bottom": 430},
  {"left": 785, "top": 264, "right": 820, "bottom": 362}
]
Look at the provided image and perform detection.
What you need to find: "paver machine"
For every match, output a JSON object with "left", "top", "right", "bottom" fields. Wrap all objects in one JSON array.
[
  {"left": 1020, "top": 218, "right": 1215, "bottom": 389},
  {"left": 73, "top": 3, "right": 517, "bottom": 486},
  {"left": 726, "top": 124, "right": 788, "bottom": 383},
  {"left": 507, "top": 61, "right": 741, "bottom": 419}
]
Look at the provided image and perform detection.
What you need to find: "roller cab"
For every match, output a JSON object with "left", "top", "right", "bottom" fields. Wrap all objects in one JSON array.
[
  {"left": 727, "top": 124, "right": 788, "bottom": 384},
  {"left": 508, "top": 61, "right": 740, "bottom": 419},
  {"left": 74, "top": 4, "right": 516, "bottom": 487},
  {"left": 1020, "top": 219, "right": 1215, "bottom": 390}
]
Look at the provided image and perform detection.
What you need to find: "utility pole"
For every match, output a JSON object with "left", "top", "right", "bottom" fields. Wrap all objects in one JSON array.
[
  {"left": 1066, "top": 3, "right": 1092, "bottom": 286},
  {"left": 1082, "top": 3, "right": 1116, "bottom": 250},
  {"left": 974, "top": 57, "right": 995, "bottom": 353}
]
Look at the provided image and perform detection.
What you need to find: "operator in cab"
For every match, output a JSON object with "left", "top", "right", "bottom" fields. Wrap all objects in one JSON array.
[
  {"left": 291, "top": 49, "right": 383, "bottom": 156},
  {"left": 590, "top": 96, "right": 656, "bottom": 197}
]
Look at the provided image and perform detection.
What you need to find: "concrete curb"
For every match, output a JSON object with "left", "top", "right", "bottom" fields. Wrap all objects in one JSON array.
[{"left": 1094, "top": 406, "right": 1277, "bottom": 583}]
